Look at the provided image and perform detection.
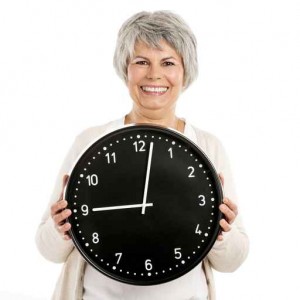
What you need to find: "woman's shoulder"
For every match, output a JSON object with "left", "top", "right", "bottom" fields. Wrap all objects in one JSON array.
[
  {"left": 186, "top": 122, "right": 230, "bottom": 173},
  {"left": 74, "top": 118, "right": 124, "bottom": 146},
  {"left": 66, "top": 118, "right": 124, "bottom": 161},
  {"left": 189, "top": 123, "right": 224, "bottom": 153}
]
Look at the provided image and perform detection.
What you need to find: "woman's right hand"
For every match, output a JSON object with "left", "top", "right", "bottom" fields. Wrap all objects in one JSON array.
[{"left": 51, "top": 175, "right": 72, "bottom": 240}]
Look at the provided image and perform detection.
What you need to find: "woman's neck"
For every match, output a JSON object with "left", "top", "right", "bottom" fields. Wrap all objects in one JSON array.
[{"left": 125, "top": 110, "right": 185, "bottom": 133}]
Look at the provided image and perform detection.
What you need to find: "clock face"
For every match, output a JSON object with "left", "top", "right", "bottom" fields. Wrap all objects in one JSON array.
[{"left": 65, "top": 125, "right": 223, "bottom": 285}]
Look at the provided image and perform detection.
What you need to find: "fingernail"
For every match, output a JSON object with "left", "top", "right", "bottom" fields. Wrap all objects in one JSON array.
[{"left": 64, "top": 209, "right": 71, "bottom": 216}]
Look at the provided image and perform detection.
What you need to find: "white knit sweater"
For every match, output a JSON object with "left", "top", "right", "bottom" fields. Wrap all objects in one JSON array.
[{"left": 35, "top": 117, "right": 249, "bottom": 300}]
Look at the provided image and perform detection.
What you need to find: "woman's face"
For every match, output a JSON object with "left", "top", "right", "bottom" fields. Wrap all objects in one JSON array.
[{"left": 127, "top": 39, "right": 184, "bottom": 117}]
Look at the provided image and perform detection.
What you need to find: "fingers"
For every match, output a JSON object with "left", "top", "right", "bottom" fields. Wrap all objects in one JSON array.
[
  {"left": 58, "top": 174, "right": 69, "bottom": 201},
  {"left": 223, "top": 198, "right": 238, "bottom": 219},
  {"left": 58, "top": 222, "right": 72, "bottom": 240},
  {"left": 218, "top": 173, "right": 224, "bottom": 187},
  {"left": 51, "top": 199, "right": 68, "bottom": 218},
  {"left": 52, "top": 204, "right": 72, "bottom": 226},
  {"left": 217, "top": 233, "right": 224, "bottom": 241},
  {"left": 51, "top": 175, "right": 72, "bottom": 240},
  {"left": 219, "top": 201, "right": 237, "bottom": 225},
  {"left": 217, "top": 197, "right": 239, "bottom": 241},
  {"left": 217, "top": 219, "right": 231, "bottom": 241},
  {"left": 219, "top": 218, "right": 231, "bottom": 232},
  {"left": 219, "top": 198, "right": 238, "bottom": 225}
]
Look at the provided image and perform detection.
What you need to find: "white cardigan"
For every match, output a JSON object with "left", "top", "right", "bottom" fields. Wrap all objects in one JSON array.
[{"left": 35, "top": 118, "right": 249, "bottom": 300}]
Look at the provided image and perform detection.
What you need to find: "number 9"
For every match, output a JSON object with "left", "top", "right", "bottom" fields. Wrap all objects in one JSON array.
[{"left": 81, "top": 204, "right": 89, "bottom": 216}]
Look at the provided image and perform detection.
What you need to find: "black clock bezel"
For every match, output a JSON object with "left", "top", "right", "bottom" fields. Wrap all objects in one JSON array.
[{"left": 65, "top": 124, "right": 223, "bottom": 285}]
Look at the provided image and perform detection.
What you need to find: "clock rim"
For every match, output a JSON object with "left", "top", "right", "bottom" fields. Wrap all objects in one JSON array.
[{"left": 65, "top": 124, "right": 224, "bottom": 285}]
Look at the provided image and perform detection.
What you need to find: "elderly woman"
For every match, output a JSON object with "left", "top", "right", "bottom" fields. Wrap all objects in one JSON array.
[{"left": 36, "top": 11, "right": 249, "bottom": 300}]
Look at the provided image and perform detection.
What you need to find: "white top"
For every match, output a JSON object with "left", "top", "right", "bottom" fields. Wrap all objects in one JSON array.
[
  {"left": 83, "top": 263, "right": 207, "bottom": 300},
  {"left": 82, "top": 117, "right": 208, "bottom": 300},
  {"left": 35, "top": 116, "right": 249, "bottom": 300}
]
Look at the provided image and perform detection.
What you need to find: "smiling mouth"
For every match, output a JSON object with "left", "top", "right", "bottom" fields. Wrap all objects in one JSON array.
[{"left": 140, "top": 86, "right": 169, "bottom": 95}]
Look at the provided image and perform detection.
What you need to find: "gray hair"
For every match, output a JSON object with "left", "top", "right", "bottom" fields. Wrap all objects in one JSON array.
[{"left": 113, "top": 11, "right": 198, "bottom": 90}]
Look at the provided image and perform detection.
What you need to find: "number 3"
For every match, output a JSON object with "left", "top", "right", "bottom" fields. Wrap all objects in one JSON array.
[{"left": 198, "top": 195, "right": 206, "bottom": 206}]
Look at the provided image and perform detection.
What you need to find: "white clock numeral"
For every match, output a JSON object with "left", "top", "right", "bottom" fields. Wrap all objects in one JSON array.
[
  {"left": 195, "top": 224, "right": 202, "bottom": 235},
  {"left": 92, "top": 232, "right": 99, "bottom": 244},
  {"left": 105, "top": 152, "right": 116, "bottom": 164},
  {"left": 86, "top": 174, "right": 98, "bottom": 186},
  {"left": 145, "top": 259, "right": 153, "bottom": 271},
  {"left": 115, "top": 253, "right": 122, "bottom": 264},
  {"left": 168, "top": 147, "right": 173, "bottom": 159},
  {"left": 174, "top": 248, "right": 182, "bottom": 259},
  {"left": 188, "top": 166, "right": 195, "bottom": 178},
  {"left": 133, "top": 140, "right": 146, "bottom": 152},
  {"left": 81, "top": 204, "right": 89, "bottom": 216},
  {"left": 198, "top": 195, "right": 206, "bottom": 206}
]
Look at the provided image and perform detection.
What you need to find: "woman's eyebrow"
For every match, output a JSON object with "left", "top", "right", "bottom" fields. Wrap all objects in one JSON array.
[
  {"left": 133, "top": 56, "right": 177, "bottom": 61},
  {"left": 132, "top": 56, "right": 149, "bottom": 60},
  {"left": 161, "top": 56, "right": 176, "bottom": 61}
]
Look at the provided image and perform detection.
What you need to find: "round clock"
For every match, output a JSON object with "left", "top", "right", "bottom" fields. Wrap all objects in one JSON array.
[{"left": 65, "top": 124, "right": 223, "bottom": 285}]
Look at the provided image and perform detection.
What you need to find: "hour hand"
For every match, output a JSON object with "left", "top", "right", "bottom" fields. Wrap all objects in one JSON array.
[{"left": 92, "top": 203, "right": 153, "bottom": 212}]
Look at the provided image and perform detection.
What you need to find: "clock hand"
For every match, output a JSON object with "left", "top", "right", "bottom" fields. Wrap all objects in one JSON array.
[
  {"left": 92, "top": 203, "right": 153, "bottom": 212},
  {"left": 141, "top": 142, "right": 154, "bottom": 215}
]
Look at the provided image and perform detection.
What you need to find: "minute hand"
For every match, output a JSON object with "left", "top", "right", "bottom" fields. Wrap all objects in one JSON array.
[{"left": 141, "top": 142, "right": 154, "bottom": 215}]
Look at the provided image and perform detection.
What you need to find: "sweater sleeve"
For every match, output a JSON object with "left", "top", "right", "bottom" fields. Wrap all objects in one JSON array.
[
  {"left": 35, "top": 125, "right": 108, "bottom": 263},
  {"left": 194, "top": 128, "right": 249, "bottom": 272},
  {"left": 35, "top": 136, "right": 79, "bottom": 263}
]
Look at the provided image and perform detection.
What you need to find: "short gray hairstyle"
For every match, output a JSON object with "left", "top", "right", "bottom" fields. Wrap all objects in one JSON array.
[{"left": 113, "top": 11, "right": 198, "bottom": 90}]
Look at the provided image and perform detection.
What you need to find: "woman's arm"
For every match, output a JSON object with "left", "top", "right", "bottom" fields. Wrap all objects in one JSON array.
[
  {"left": 195, "top": 128, "right": 249, "bottom": 272},
  {"left": 208, "top": 203, "right": 249, "bottom": 272},
  {"left": 35, "top": 124, "right": 112, "bottom": 264},
  {"left": 35, "top": 144, "right": 78, "bottom": 263},
  {"left": 208, "top": 139, "right": 249, "bottom": 272}
]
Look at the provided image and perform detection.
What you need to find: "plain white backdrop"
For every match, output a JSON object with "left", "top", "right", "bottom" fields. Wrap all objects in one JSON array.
[{"left": 1, "top": 0, "right": 299, "bottom": 299}]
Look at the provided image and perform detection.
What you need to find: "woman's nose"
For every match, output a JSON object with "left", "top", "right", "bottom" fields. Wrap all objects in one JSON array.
[{"left": 146, "top": 64, "right": 162, "bottom": 80}]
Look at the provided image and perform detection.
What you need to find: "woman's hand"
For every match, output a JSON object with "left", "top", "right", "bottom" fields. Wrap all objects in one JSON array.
[
  {"left": 50, "top": 175, "right": 72, "bottom": 240},
  {"left": 217, "top": 173, "right": 238, "bottom": 241}
]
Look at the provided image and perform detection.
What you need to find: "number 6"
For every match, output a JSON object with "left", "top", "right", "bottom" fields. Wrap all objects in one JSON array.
[{"left": 145, "top": 259, "right": 152, "bottom": 271}]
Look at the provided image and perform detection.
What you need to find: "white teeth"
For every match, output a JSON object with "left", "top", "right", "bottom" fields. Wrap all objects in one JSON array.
[{"left": 141, "top": 86, "right": 168, "bottom": 93}]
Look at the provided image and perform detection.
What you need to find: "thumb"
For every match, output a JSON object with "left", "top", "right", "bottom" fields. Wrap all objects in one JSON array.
[
  {"left": 58, "top": 174, "right": 69, "bottom": 201},
  {"left": 218, "top": 173, "right": 224, "bottom": 187}
]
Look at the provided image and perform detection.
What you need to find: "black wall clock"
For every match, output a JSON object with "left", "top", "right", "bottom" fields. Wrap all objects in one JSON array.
[{"left": 65, "top": 124, "right": 223, "bottom": 285}]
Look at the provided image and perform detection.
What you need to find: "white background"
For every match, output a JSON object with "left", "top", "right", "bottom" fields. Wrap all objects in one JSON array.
[{"left": 1, "top": 0, "right": 299, "bottom": 299}]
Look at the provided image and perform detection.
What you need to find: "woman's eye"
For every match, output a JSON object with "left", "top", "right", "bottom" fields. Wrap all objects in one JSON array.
[
  {"left": 163, "top": 61, "right": 175, "bottom": 66},
  {"left": 136, "top": 61, "right": 148, "bottom": 65}
]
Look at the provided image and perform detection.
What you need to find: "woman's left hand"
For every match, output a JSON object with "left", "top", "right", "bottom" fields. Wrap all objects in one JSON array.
[{"left": 217, "top": 173, "right": 238, "bottom": 241}]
